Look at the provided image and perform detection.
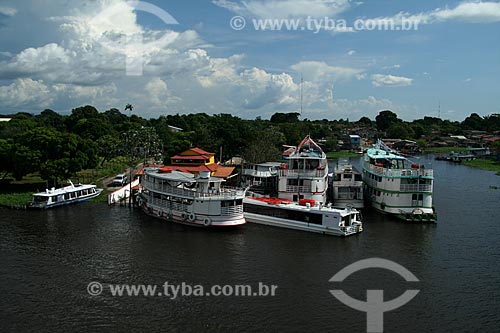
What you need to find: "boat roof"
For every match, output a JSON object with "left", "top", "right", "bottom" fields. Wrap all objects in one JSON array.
[
  {"left": 245, "top": 197, "right": 357, "bottom": 217},
  {"left": 145, "top": 169, "right": 224, "bottom": 183},
  {"left": 287, "top": 135, "right": 326, "bottom": 159},
  {"left": 33, "top": 183, "right": 97, "bottom": 197},
  {"left": 250, "top": 162, "right": 283, "bottom": 167},
  {"left": 366, "top": 147, "right": 406, "bottom": 160}
]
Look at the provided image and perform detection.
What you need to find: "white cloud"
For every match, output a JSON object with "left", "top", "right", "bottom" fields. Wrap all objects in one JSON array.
[
  {"left": 347, "top": 49, "right": 356, "bottom": 56},
  {"left": 463, "top": 77, "right": 472, "bottom": 82},
  {"left": 371, "top": 74, "right": 413, "bottom": 87},
  {"left": 0, "top": 78, "right": 52, "bottom": 108},
  {"left": 362, "top": 1, "right": 500, "bottom": 28},
  {"left": 433, "top": 1, "right": 500, "bottom": 23},
  {"left": 213, "top": 0, "right": 354, "bottom": 18},
  {"left": 0, "top": 6, "right": 17, "bottom": 17},
  {"left": 382, "top": 64, "right": 400, "bottom": 70},
  {"left": 290, "top": 61, "right": 364, "bottom": 82}
]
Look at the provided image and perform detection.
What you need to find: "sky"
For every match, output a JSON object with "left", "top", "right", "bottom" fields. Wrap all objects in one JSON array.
[{"left": 0, "top": 0, "right": 499, "bottom": 121}]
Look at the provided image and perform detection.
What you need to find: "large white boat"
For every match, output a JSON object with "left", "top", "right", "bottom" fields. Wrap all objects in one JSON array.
[
  {"left": 329, "top": 160, "right": 364, "bottom": 209},
  {"left": 278, "top": 136, "right": 328, "bottom": 204},
  {"left": 241, "top": 162, "right": 281, "bottom": 196},
  {"left": 362, "top": 141, "right": 436, "bottom": 222},
  {"left": 243, "top": 195, "right": 363, "bottom": 236},
  {"left": 139, "top": 169, "right": 246, "bottom": 227},
  {"left": 28, "top": 181, "right": 103, "bottom": 209}
]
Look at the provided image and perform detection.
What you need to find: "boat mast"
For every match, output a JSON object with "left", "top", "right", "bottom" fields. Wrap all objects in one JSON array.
[{"left": 300, "top": 75, "right": 303, "bottom": 117}]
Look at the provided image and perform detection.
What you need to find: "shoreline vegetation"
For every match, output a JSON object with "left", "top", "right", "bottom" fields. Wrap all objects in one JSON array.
[
  {"left": 3, "top": 148, "right": 499, "bottom": 208},
  {"left": 463, "top": 159, "right": 500, "bottom": 175},
  {"left": 0, "top": 156, "right": 134, "bottom": 208},
  {"left": 1, "top": 108, "right": 499, "bottom": 207},
  {"left": 326, "top": 151, "right": 361, "bottom": 159}
]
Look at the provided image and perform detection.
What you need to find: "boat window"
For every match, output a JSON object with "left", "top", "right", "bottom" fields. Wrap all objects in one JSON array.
[
  {"left": 244, "top": 204, "right": 322, "bottom": 225},
  {"left": 344, "top": 174, "right": 352, "bottom": 179},
  {"left": 34, "top": 196, "right": 48, "bottom": 203}
]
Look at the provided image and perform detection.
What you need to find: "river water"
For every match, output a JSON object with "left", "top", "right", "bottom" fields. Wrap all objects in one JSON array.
[{"left": 1, "top": 157, "right": 500, "bottom": 332}]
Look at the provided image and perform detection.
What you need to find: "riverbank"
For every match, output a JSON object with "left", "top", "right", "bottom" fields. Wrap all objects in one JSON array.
[
  {"left": 0, "top": 157, "right": 135, "bottom": 207},
  {"left": 424, "top": 146, "right": 469, "bottom": 153},
  {"left": 463, "top": 159, "right": 500, "bottom": 175},
  {"left": 326, "top": 150, "right": 361, "bottom": 159}
]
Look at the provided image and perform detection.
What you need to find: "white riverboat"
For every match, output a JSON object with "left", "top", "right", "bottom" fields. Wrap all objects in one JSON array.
[
  {"left": 278, "top": 136, "right": 328, "bottom": 204},
  {"left": 243, "top": 195, "right": 362, "bottom": 236},
  {"left": 362, "top": 140, "right": 436, "bottom": 222},
  {"left": 329, "top": 160, "right": 364, "bottom": 209},
  {"left": 139, "top": 169, "right": 246, "bottom": 227},
  {"left": 28, "top": 181, "right": 102, "bottom": 209}
]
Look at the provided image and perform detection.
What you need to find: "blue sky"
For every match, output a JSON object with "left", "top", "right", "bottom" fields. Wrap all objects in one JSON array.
[{"left": 0, "top": 0, "right": 499, "bottom": 121}]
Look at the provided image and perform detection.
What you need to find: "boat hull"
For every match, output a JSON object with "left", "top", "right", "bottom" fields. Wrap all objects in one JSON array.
[
  {"left": 332, "top": 199, "right": 364, "bottom": 210},
  {"left": 141, "top": 202, "right": 246, "bottom": 228},
  {"left": 244, "top": 212, "right": 362, "bottom": 236},
  {"left": 367, "top": 199, "right": 437, "bottom": 223},
  {"left": 28, "top": 189, "right": 103, "bottom": 209}
]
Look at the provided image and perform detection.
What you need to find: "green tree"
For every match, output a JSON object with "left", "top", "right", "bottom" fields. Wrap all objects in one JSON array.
[
  {"left": 270, "top": 112, "right": 300, "bottom": 123},
  {"left": 387, "top": 122, "right": 415, "bottom": 139},
  {"left": 376, "top": 110, "right": 399, "bottom": 131}
]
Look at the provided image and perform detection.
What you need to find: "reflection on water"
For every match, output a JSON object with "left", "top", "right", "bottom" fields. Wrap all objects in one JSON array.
[{"left": 1, "top": 157, "right": 500, "bottom": 331}]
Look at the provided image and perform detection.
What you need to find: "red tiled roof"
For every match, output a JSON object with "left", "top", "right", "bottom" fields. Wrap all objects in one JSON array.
[
  {"left": 158, "top": 163, "right": 236, "bottom": 178},
  {"left": 177, "top": 147, "right": 214, "bottom": 156},
  {"left": 485, "top": 137, "right": 500, "bottom": 142},
  {"left": 212, "top": 166, "right": 235, "bottom": 178},
  {"left": 171, "top": 154, "right": 209, "bottom": 160},
  {"left": 159, "top": 163, "right": 219, "bottom": 174}
]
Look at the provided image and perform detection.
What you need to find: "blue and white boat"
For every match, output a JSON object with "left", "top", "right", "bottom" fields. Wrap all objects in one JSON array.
[
  {"left": 362, "top": 140, "right": 436, "bottom": 222},
  {"left": 28, "top": 180, "right": 103, "bottom": 209}
]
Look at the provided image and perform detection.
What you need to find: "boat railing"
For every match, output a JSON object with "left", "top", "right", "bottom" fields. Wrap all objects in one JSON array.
[
  {"left": 142, "top": 179, "right": 245, "bottom": 199},
  {"left": 279, "top": 169, "right": 327, "bottom": 178},
  {"left": 332, "top": 180, "right": 363, "bottom": 187},
  {"left": 400, "top": 184, "right": 433, "bottom": 192},
  {"left": 285, "top": 185, "right": 311, "bottom": 193},
  {"left": 337, "top": 192, "right": 362, "bottom": 200},
  {"left": 221, "top": 205, "right": 243, "bottom": 216},
  {"left": 242, "top": 169, "right": 276, "bottom": 177},
  {"left": 148, "top": 197, "right": 189, "bottom": 212},
  {"left": 364, "top": 163, "right": 433, "bottom": 177}
]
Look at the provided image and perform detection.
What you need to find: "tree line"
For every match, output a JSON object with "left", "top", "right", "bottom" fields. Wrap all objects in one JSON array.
[{"left": 1, "top": 105, "right": 499, "bottom": 182}]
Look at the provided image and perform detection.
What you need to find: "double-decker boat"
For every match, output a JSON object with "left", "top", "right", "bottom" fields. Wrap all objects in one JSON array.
[
  {"left": 28, "top": 180, "right": 102, "bottom": 209},
  {"left": 243, "top": 195, "right": 363, "bottom": 236},
  {"left": 329, "top": 160, "right": 364, "bottom": 209},
  {"left": 138, "top": 169, "right": 246, "bottom": 227},
  {"left": 362, "top": 140, "right": 437, "bottom": 222},
  {"left": 278, "top": 135, "right": 328, "bottom": 204}
]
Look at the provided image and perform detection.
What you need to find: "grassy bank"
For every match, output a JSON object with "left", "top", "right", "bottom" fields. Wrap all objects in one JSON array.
[
  {"left": 326, "top": 151, "right": 361, "bottom": 159},
  {"left": 424, "top": 146, "right": 469, "bottom": 153},
  {"left": 0, "top": 192, "right": 33, "bottom": 207},
  {"left": 0, "top": 156, "right": 134, "bottom": 207},
  {"left": 463, "top": 159, "right": 500, "bottom": 175}
]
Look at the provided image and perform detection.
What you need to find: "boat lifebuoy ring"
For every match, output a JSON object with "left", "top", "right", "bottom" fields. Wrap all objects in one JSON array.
[
  {"left": 203, "top": 217, "right": 212, "bottom": 226},
  {"left": 413, "top": 208, "right": 424, "bottom": 215},
  {"left": 188, "top": 212, "right": 196, "bottom": 222},
  {"left": 137, "top": 197, "right": 142, "bottom": 206},
  {"left": 181, "top": 212, "right": 188, "bottom": 220},
  {"left": 157, "top": 209, "right": 162, "bottom": 217}
]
